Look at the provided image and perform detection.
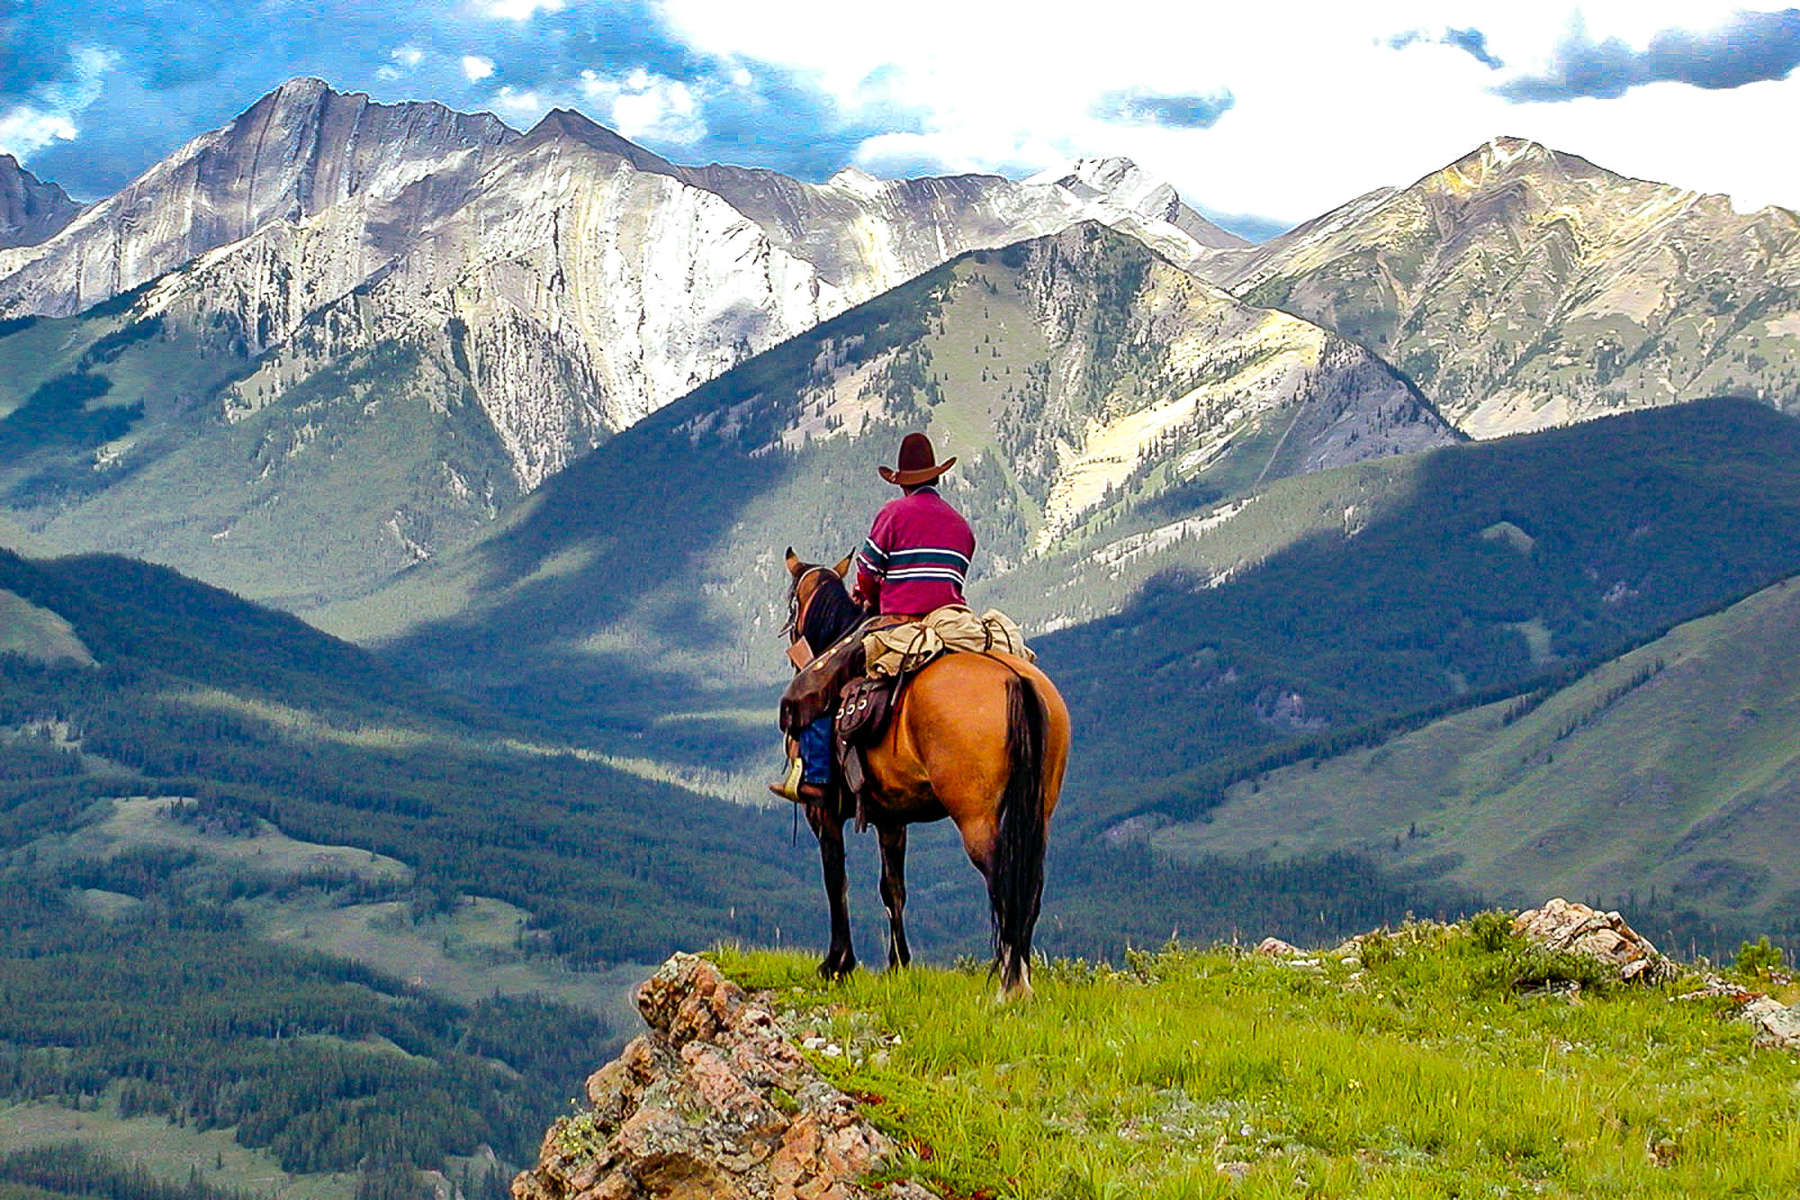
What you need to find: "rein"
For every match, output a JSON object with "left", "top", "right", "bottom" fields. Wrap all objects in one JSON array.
[{"left": 785, "top": 566, "right": 834, "bottom": 663}]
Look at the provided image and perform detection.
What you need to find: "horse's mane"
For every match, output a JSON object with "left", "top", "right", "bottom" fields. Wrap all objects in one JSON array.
[{"left": 800, "top": 568, "right": 864, "bottom": 651}]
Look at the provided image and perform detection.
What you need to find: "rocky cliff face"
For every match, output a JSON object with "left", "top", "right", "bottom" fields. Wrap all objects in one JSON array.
[
  {"left": 992, "top": 224, "right": 1453, "bottom": 548},
  {"left": 515, "top": 953, "right": 929, "bottom": 1200},
  {"left": 0, "top": 155, "right": 83, "bottom": 249},
  {"left": 1207, "top": 137, "right": 1800, "bottom": 437},
  {"left": 0, "top": 78, "right": 518, "bottom": 318},
  {"left": 0, "top": 83, "right": 1254, "bottom": 495}
]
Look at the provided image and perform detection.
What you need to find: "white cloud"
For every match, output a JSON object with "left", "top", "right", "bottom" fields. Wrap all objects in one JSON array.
[
  {"left": 0, "top": 106, "right": 80, "bottom": 160},
  {"left": 0, "top": 44, "right": 118, "bottom": 163},
  {"left": 652, "top": 0, "right": 1799, "bottom": 225},
  {"left": 478, "top": 0, "right": 565, "bottom": 20},
  {"left": 393, "top": 45, "right": 426, "bottom": 68},
  {"left": 492, "top": 86, "right": 548, "bottom": 120},
  {"left": 578, "top": 68, "right": 707, "bottom": 145},
  {"left": 462, "top": 54, "right": 497, "bottom": 82}
]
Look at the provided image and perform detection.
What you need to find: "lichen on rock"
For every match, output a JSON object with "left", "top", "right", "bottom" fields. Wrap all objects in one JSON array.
[
  {"left": 513, "top": 953, "right": 927, "bottom": 1200},
  {"left": 1511, "top": 898, "right": 1675, "bottom": 983}
]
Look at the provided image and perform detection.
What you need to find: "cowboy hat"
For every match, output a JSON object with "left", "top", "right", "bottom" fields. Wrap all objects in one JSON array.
[{"left": 878, "top": 432, "right": 956, "bottom": 487}]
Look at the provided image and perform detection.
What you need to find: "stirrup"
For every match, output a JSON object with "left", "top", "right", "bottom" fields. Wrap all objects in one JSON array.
[{"left": 768, "top": 757, "right": 804, "bottom": 802}]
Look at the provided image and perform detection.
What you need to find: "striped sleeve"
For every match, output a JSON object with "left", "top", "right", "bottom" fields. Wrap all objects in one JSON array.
[{"left": 857, "top": 536, "right": 890, "bottom": 576}]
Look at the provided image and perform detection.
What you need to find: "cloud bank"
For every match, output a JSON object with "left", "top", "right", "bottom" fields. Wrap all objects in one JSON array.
[
  {"left": 3, "top": 1, "right": 1797, "bottom": 228},
  {"left": 1092, "top": 89, "right": 1235, "bottom": 129},
  {"left": 1499, "top": 9, "right": 1800, "bottom": 101}
]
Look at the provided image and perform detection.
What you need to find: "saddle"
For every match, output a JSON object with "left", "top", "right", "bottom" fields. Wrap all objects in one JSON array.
[{"left": 779, "top": 605, "right": 1035, "bottom": 828}]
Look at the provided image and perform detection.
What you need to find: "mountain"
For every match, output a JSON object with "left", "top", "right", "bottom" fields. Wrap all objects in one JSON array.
[
  {"left": 0, "top": 77, "right": 519, "bottom": 317},
  {"left": 1154, "top": 573, "right": 1800, "bottom": 931},
  {"left": 1205, "top": 137, "right": 1800, "bottom": 437},
  {"left": 0, "top": 154, "right": 82, "bottom": 249},
  {"left": 312, "top": 222, "right": 1451, "bottom": 708},
  {"left": 0, "top": 80, "right": 1261, "bottom": 607}
]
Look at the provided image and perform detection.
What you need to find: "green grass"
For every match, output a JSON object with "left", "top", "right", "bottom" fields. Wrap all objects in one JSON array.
[
  {"left": 0, "top": 1093, "right": 355, "bottom": 1200},
  {"left": 251, "top": 895, "right": 648, "bottom": 1024},
  {"left": 0, "top": 590, "right": 93, "bottom": 666},
  {"left": 715, "top": 926, "right": 1800, "bottom": 1199}
]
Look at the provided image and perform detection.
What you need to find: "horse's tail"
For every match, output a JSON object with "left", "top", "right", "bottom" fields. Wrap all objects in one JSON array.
[{"left": 990, "top": 672, "right": 1048, "bottom": 991}]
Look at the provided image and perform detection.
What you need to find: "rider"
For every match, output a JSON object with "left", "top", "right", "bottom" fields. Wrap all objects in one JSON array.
[{"left": 770, "top": 432, "right": 975, "bottom": 802}]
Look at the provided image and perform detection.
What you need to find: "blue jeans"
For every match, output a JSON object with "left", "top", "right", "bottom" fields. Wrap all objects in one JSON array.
[{"left": 799, "top": 717, "right": 833, "bottom": 785}]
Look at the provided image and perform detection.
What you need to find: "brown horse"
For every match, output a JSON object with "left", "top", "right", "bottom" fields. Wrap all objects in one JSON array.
[{"left": 782, "top": 549, "right": 1070, "bottom": 998}]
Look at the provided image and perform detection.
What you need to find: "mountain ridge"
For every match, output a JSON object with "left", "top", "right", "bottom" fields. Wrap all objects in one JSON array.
[
  {"left": 1203, "top": 135, "right": 1800, "bottom": 438},
  {"left": 0, "top": 153, "right": 83, "bottom": 249},
  {"left": 0, "top": 80, "right": 1398, "bottom": 612}
]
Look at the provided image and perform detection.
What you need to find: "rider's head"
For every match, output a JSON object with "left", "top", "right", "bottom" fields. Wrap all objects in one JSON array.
[{"left": 879, "top": 432, "right": 955, "bottom": 490}]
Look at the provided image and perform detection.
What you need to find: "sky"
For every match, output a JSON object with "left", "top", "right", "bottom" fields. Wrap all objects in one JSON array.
[{"left": 3, "top": 1, "right": 1798, "bottom": 239}]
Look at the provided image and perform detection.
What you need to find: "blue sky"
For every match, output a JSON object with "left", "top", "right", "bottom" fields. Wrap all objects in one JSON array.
[{"left": 3, "top": 1, "right": 1798, "bottom": 235}]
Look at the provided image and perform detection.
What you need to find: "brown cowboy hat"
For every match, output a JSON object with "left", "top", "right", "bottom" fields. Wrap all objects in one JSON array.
[{"left": 878, "top": 432, "right": 956, "bottom": 487}]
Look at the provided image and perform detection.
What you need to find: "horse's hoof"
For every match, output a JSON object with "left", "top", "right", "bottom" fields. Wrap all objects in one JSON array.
[{"left": 817, "top": 957, "right": 857, "bottom": 981}]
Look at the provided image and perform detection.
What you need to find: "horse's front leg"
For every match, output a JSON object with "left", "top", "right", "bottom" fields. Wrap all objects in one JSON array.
[
  {"left": 805, "top": 801, "right": 856, "bottom": 979},
  {"left": 876, "top": 823, "right": 912, "bottom": 970}
]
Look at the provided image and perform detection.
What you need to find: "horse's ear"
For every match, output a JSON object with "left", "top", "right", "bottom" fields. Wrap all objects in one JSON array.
[
  {"left": 833, "top": 553, "right": 853, "bottom": 579},
  {"left": 785, "top": 547, "right": 803, "bottom": 577}
]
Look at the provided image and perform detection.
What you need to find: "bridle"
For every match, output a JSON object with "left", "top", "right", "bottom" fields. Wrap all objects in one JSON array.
[{"left": 782, "top": 565, "right": 834, "bottom": 660}]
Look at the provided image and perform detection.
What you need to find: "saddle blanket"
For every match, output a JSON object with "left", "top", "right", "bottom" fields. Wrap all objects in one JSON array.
[{"left": 862, "top": 605, "right": 1034, "bottom": 678}]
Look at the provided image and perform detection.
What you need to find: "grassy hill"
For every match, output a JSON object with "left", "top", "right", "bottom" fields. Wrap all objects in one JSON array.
[
  {"left": 307, "top": 387, "right": 1800, "bottom": 947},
  {"left": 0, "top": 298, "right": 520, "bottom": 609},
  {"left": 0, "top": 548, "right": 827, "bottom": 1195},
  {"left": 718, "top": 931, "right": 1800, "bottom": 1199},
  {"left": 1149, "top": 574, "right": 1800, "bottom": 944},
  {"left": 1024, "top": 399, "right": 1800, "bottom": 833}
]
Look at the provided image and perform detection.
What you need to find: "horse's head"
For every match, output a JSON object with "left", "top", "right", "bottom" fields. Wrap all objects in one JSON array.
[{"left": 783, "top": 546, "right": 859, "bottom": 657}]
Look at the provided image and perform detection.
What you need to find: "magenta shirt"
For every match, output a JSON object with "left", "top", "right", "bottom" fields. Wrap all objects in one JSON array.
[{"left": 853, "top": 488, "right": 976, "bottom": 616}]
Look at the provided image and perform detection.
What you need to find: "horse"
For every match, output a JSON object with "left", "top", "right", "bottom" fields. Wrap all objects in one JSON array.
[{"left": 780, "top": 548, "right": 1071, "bottom": 998}]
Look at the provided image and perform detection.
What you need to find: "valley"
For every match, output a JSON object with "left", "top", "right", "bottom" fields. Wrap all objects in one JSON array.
[{"left": 2, "top": 70, "right": 1800, "bottom": 1200}]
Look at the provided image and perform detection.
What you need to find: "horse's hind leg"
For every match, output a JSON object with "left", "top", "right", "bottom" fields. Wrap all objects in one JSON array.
[
  {"left": 877, "top": 824, "right": 911, "bottom": 969},
  {"left": 805, "top": 802, "right": 856, "bottom": 979}
]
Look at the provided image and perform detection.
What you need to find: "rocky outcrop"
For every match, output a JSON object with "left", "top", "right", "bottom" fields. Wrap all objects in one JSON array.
[
  {"left": 1511, "top": 898, "right": 1675, "bottom": 983},
  {"left": 514, "top": 954, "right": 928, "bottom": 1200},
  {"left": 0, "top": 155, "right": 82, "bottom": 249}
]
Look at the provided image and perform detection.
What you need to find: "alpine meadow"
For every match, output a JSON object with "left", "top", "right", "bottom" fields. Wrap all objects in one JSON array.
[{"left": 4, "top": 8, "right": 1800, "bottom": 1196}]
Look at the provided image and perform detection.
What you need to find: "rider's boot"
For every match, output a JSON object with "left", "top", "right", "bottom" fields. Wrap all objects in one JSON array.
[{"left": 768, "top": 757, "right": 826, "bottom": 803}]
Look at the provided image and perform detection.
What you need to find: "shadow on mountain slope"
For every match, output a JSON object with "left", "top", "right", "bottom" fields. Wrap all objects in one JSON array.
[{"left": 1039, "top": 397, "right": 1800, "bottom": 827}]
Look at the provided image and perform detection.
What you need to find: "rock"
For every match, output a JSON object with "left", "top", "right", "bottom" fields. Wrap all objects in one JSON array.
[
  {"left": 1255, "top": 937, "right": 1301, "bottom": 958},
  {"left": 1511, "top": 899, "right": 1676, "bottom": 984},
  {"left": 513, "top": 953, "right": 915, "bottom": 1200},
  {"left": 1744, "top": 997, "right": 1800, "bottom": 1050}
]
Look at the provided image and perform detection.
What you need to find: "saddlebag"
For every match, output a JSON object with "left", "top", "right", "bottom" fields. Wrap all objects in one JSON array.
[{"left": 833, "top": 675, "right": 901, "bottom": 805}]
